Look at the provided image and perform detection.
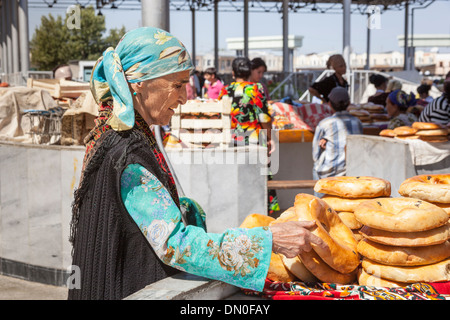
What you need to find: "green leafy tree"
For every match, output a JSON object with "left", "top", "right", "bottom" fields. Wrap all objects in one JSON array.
[
  {"left": 30, "top": 14, "right": 71, "bottom": 71},
  {"left": 30, "top": 6, "right": 126, "bottom": 71}
]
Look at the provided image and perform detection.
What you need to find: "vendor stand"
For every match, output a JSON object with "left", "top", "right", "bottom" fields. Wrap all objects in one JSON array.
[{"left": 346, "top": 135, "right": 450, "bottom": 197}]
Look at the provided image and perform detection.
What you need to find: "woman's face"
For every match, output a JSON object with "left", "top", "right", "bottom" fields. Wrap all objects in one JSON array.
[
  {"left": 386, "top": 98, "right": 399, "bottom": 117},
  {"left": 332, "top": 59, "right": 347, "bottom": 76},
  {"left": 250, "top": 66, "right": 266, "bottom": 83},
  {"left": 132, "top": 70, "right": 190, "bottom": 126}
]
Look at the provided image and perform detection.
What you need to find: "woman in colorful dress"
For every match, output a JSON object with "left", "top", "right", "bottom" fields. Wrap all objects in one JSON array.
[
  {"left": 219, "top": 57, "right": 279, "bottom": 215},
  {"left": 68, "top": 27, "right": 324, "bottom": 300}
]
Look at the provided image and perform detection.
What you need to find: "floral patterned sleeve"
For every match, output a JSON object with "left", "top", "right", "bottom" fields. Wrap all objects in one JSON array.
[
  {"left": 248, "top": 83, "right": 271, "bottom": 124},
  {"left": 120, "top": 163, "right": 273, "bottom": 292}
]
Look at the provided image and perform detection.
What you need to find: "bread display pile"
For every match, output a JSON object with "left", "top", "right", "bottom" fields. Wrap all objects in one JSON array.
[
  {"left": 240, "top": 174, "right": 450, "bottom": 288},
  {"left": 379, "top": 122, "right": 449, "bottom": 143},
  {"left": 348, "top": 103, "right": 389, "bottom": 124},
  {"left": 353, "top": 174, "right": 450, "bottom": 286},
  {"left": 316, "top": 176, "right": 391, "bottom": 242},
  {"left": 412, "top": 122, "right": 449, "bottom": 143}
]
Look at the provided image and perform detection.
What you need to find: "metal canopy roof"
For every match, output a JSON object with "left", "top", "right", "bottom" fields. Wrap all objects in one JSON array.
[{"left": 23, "top": 0, "right": 430, "bottom": 13}]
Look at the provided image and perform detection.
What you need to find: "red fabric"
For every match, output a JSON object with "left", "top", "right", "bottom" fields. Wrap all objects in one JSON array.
[
  {"left": 242, "top": 279, "right": 450, "bottom": 300},
  {"left": 296, "top": 103, "right": 333, "bottom": 129},
  {"left": 269, "top": 102, "right": 312, "bottom": 130}
]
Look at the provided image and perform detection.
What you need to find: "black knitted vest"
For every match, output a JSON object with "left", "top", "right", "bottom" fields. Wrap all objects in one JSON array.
[{"left": 68, "top": 129, "right": 180, "bottom": 300}]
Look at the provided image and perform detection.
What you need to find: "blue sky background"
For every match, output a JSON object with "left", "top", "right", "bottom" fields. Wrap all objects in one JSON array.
[{"left": 28, "top": 1, "right": 450, "bottom": 56}]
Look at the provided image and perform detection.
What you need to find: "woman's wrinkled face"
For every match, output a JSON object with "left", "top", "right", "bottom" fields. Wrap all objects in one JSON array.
[
  {"left": 132, "top": 70, "right": 190, "bottom": 126},
  {"left": 250, "top": 66, "right": 266, "bottom": 83}
]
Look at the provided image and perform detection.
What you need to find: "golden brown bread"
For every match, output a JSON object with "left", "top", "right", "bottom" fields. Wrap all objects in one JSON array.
[
  {"left": 398, "top": 174, "right": 450, "bottom": 204},
  {"left": 267, "top": 253, "right": 298, "bottom": 283},
  {"left": 280, "top": 255, "right": 318, "bottom": 283},
  {"left": 359, "top": 223, "right": 450, "bottom": 247},
  {"left": 337, "top": 211, "right": 363, "bottom": 230},
  {"left": 357, "top": 239, "right": 450, "bottom": 266},
  {"left": 415, "top": 128, "right": 449, "bottom": 136},
  {"left": 419, "top": 135, "right": 448, "bottom": 143},
  {"left": 321, "top": 195, "right": 372, "bottom": 212},
  {"left": 357, "top": 268, "right": 408, "bottom": 288},
  {"left": 314, "top": 176, "right": 391, "bottom": 198},
  {"left": 298, "top": 249, "right": 357, "bottom": 284},
  {"left": 239, "top": 213, "right": 276, "bottom": 229},
  {"left": 239, "top": 213, "right": 297, "bottom": 283},
  {"left": 361, "top": 258, "right": 450, "bottom": 283},
  {"left": 412, "top": 122, "right": 446, "bottom": 130},
  {"left": 286, "top": 194, "right": 360, "bottom": 274},
  {"left": 393, "top": 126, "right": 418, "bottom": 136},
  {"left": 354, "top": 197, "right": 449, "bottom": 232},
  {"left": 379, "top": 129, "right": 396, "bottom": 137}
]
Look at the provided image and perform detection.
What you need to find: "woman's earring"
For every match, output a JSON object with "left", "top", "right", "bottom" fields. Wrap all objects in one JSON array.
[{"left": 133, "top": 92, "right": 137, "bottom": 96}]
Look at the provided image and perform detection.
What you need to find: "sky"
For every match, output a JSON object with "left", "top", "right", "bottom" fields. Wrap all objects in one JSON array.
[{"left": 28, "top": 1, "right": 450, "bottom": 57}]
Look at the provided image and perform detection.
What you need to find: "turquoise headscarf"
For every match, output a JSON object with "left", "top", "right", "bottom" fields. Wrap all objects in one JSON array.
[{"left": 90, "top": 27, "right": 194, "bottom": 131}]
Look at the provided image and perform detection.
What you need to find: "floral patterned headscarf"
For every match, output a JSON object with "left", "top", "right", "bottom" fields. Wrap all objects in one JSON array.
[
  {"left": 388, "top": 89, "right": 417, "bottom": 111},
  {"left": 90, "top": 27, "right": 194, "bottom": 131}
]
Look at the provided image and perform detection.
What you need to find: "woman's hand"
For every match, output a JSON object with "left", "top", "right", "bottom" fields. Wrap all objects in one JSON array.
[{"left": 270, "top": 221, "right": 326, "bottom": 258}]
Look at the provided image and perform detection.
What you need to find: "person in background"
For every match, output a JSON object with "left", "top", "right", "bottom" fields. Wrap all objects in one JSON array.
[
  {"left": 386, "top": 79, "right": 402, "bottom": 93},
  {"left": 386, "top": 90, "right": 418, "bottom": 129},
  {"left": 193, "top": 69, "right": 203, "bottom": 97},
  {"left": 416, "top": 84, "right": 433, "bottom": 106},
  {"left": 367, "top": 74, "right": 389, "bottom": 106},
  {"left": 219, "top": 57, "right": 279, "bottom": 215},
  {"left": 419, "top": 78, "right": 450, "bottom": 125},
  {"left": 203, "top": 67, "right": 224, "bottom": 100},
  {"left": 249, "top": 57, "right": 270, "bottom": 100},
  {"left": 308, "top": 54, "right": 349, "bottom": 103},
  {"left": 312, "top": 87, "right": 363, "bottom": 193},
  {"left": 185, "top": 73, "right": 197, "bottom": 100}
]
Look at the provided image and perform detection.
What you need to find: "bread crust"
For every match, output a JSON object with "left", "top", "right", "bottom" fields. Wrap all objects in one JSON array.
[
  {"left": 379, "top": 129, "right": 396, "bottom": 137},
  {"left": 357, "top": 268, "right": 408, "bottom": 288},
  {"left": 359, "top": 223, "right": 450, "bottom": 247},
  {"left": 314, "top": 176, "right": 391, "bottom": 198},
  {"left": 354, "top": 197, "right": 449, "bottom": 232},
  {"left": 393, "top": 126, "right": 418, "bottom": 136},
  {"left": 321, "top": 195, "right": 373, "bottom": 212},
  {"left": 291, "top": 194, "right": 360, "bottom": 274},
  {"left": 412, "top": 122, "right": 446, "bottom": 130},
  {"left": 415, "top": 128, "right": 448, "bottom": 136},
  {"left": 299, "top": 249, "right": 357, "bottom": 284},
  {"left": 337, "top": 211, "right": 363, "bottom": 230},
  {"left": 398, "top": 174, "right": 450, "bottom": 204},
  {"left": 361, "top": 258, "right": 450, "bottom": 283},
  {"left": 357, "top": 239, "right": 450, "bottom": 266},
  {"left": 280, "top": 255, "right": 318, "bottom": 283}
]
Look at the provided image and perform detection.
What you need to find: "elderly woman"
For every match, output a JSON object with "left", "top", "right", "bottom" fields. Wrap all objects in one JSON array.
[
  {"left": 386, "top": 90, "right": 418, "bottom": 129},
  {"left": 68, "top": 27, "right": 324, "bottom": 300}
]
